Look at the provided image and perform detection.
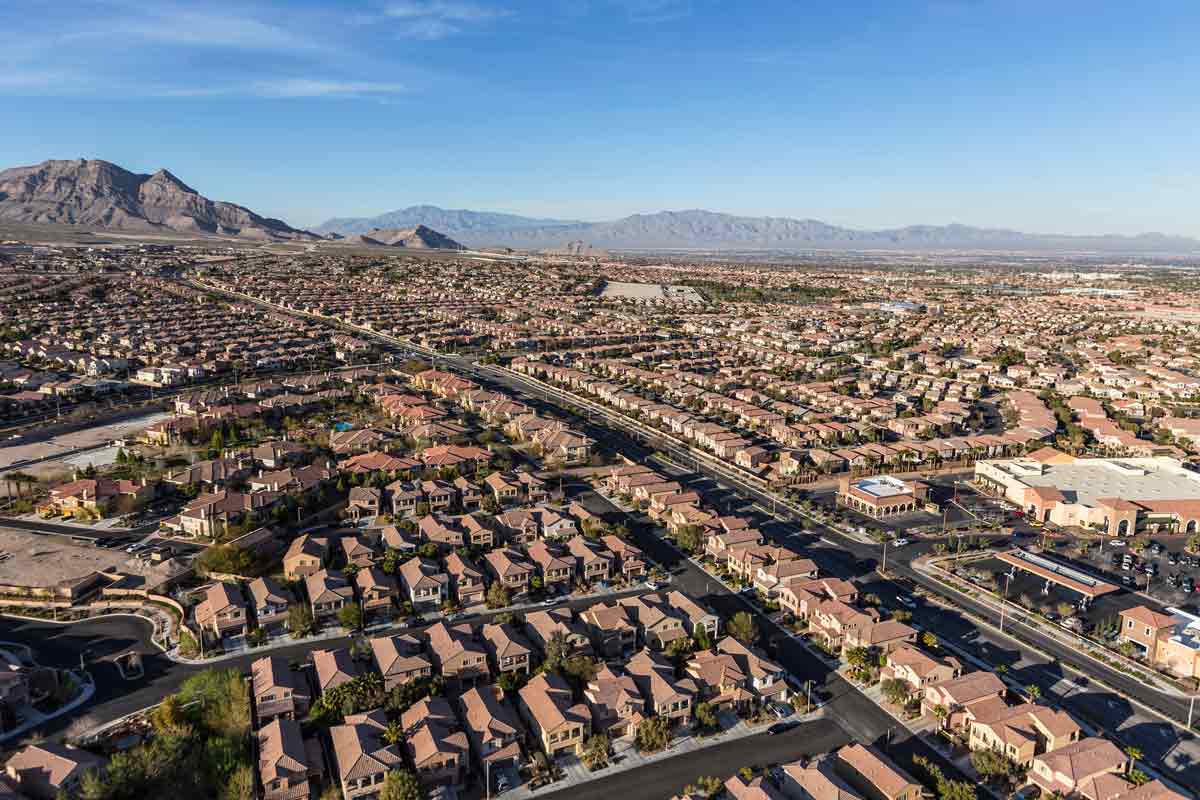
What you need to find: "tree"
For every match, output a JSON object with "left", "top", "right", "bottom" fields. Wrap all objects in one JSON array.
[
  {"left": 694, "top": 701, "right": 718, "bottom": 731},
  {"left": 683, "top": 776, "right": 724, "bottom": 799},
  {"left": 339, "top": 603, "right": 364, "bottom": 632},
  {"left": 726, "top": 611, "right": 757, "bottom": 644},
  {"left": 1127, "top": 770, "right": 1150, "bottom": 787},
  {"left": 581, "top": 733, "right": 610, "bottom": 770},
  {"left": 880, "top": 678, "right": 910, "bottom": 706},
  {"left": 675, "top": 524, "right": 702, "bottom": 554},
  {"left": 845, "top": 647, "right": 871, "bottom": 670},
  {"left": 921, "top": 631, "right": 938, "bottom": 650},
  {"left": 486, "top": 581, "right": 511, "bottom": 610},
  {"left": 635, "top": 716, "right": 671, "bottom": 752},
  {"left": 382, "top": 720, "right": 405, "bottom": 746},
  {"left": 1025, "top": 684, "right": 1041, "bottom": 701},
  {"left": 1123, "top": 746, "right": 1142, "bottom": 773},
  {"left": 379, "top": 768, "right": 425, "bottom": 800},
  {"left": 149, "top": 694, "right": 191, "bottom": 736},
  {"left": 541, "top": 631, "right": 569, "bottom": 674},
  {"left": 288, "top": 606, "right": 315, "bottom": 639},
  {"left": 970, "top": 748, "right": 1015, "bottom": 780}
]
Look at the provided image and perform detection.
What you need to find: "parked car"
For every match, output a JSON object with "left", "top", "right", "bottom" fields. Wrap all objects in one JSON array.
[
  {"left": 767, "top": 720, "right": 802, "bottom": 736},
  {"left": 1109, "top": 539, "right": 1126, "bottom": 548},
  {"left": 893, "top": 538, "right": 911, "bottom": 546},
  {"left": 496, "top": 774, "right": 512, "bottom": 793},
  {"left": 769, "top": 701, "right": 791, "bottom": 719},
  {"left": 896, "top": 594, "right": 916, "bottom": 608}
]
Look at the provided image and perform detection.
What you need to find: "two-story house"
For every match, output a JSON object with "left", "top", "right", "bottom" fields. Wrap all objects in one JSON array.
[
  {"left": 330, "top": 710, "right": 404, "bottom": 800},
  {"left": 481, "top": 622, "right": 533, "bottom": 677},
  {"left": 252, "top": 655, "right": 310, "bottom": 725}
]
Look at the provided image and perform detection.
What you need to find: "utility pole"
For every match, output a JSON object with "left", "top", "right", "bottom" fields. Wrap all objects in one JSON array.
[
  {"left": 881, "top": 539, "right": 888, "bottom": 575},
  {"left": 999, "top": 572, "right": 1013, "bottom": 634}
]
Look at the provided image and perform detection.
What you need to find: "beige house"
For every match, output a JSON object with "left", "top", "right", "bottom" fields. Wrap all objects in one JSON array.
[
  {"left": 481, "top": 622, "right": 533, "bottom": 676},
  {"left": 330, "top": 710, "right": 404, "bottom": 800},
  {"left": 4, "top": 742, "right": 106, "bottom": 800},
  {"left": 252, "top": 655, "right": 310, "bottom": 725},
  {"left": 1028, "top": 737, "right": 1129, "bottom": 800},
  {"left": 881, "top": 644, "right": 961, "bottom": 693},
  {"left": 257, "top": 718, "right": 317, "bottom": 800},
  {"left": 458, "top": 684, "right": 524, "bottom": 771},
  {"left": 426, "top": 621, "right": 488, "bottom": 684},
  {"left": 194, "top": 582, "right": 248, "bottom": 640},
  {"left": 370, "top": 633, "right": 433, "bottom": 690},
  {"left": 968, "top": 702, "right": 1081, "bottom": 767},
  {"left": 519, "top": 672, "right": 591, "bottom": 758},
  {"left": 835, "top": 743, "right": 922, "bottom": 800}
]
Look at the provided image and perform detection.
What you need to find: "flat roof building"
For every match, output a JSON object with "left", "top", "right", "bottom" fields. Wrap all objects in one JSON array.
[{"left": 975, "top": 450, "right": 1200, "bottom": 536}]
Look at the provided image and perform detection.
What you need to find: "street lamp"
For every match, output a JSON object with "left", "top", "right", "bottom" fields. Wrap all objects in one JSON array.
[{"left": 999, "top": 572, "right": 1013, "bottom": 634}]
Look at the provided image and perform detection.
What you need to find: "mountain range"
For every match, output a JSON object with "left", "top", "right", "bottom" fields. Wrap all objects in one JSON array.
[
  {"left": 319, "top": 206, "right": 1200, "bottom": 253},
  {"left": 2, "top": 159, "right": 1196, "bottom": 253},
  {"left": 0, "top": 159, "right": 318, "bottom": 241}
]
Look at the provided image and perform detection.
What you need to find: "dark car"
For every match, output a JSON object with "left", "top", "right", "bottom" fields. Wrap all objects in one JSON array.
[{"left": 767, "top": 720, "right": 802, "bottom": 736}]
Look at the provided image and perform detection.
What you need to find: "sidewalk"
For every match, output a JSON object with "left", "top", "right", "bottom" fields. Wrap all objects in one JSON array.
[{"left": 507, "top": 708, "right": 825, "bottom": 800}]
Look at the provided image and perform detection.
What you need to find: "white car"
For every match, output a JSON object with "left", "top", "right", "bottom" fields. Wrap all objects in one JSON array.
[
  {"left": 892, "top": 538, "right": 910, "bottom": 546},
  {"left": 1108, "top": 539, "right": 1126, "bottom": 547},
  {"left": 645, "top": 581, "right": 660, "bottom": 591}
]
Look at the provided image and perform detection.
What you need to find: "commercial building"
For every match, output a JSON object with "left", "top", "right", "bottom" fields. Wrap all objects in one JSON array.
[
  {"left": 837, "top": 475, "right": 930, "bottom": 518},
  {"left": 975, "top": 449, "right": 1200, "bottom": 535}
]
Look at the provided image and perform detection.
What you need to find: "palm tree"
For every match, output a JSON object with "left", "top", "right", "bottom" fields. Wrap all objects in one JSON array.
[
  {"left": 1123, "top": 746, "right": 1142, "bottom": 774},
  {"left": 382, "top": 720, "right": 405, "bottom": 746},
  {"left": 1025, "top": 684, "right": 1041, "bottom": 702}
]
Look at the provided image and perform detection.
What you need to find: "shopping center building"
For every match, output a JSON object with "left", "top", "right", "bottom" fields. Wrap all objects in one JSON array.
[{"left": 974, "top": 447, "right": 1200, "bottom": 536}]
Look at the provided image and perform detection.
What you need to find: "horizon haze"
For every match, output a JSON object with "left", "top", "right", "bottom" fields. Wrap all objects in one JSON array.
[{"left": 1, "top": 1, "right": 1198, "bottom": 238}]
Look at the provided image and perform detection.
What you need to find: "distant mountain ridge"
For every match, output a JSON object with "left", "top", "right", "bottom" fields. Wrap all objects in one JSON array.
[
  {"left": 0, "top": 159, "right": 317, "bottom": 241},
  {"left": 315, "top": 205, "right": 580, "bottom": 236},
  {"left": 317, "top": 206, "right": 1200, "bottom": 253}
]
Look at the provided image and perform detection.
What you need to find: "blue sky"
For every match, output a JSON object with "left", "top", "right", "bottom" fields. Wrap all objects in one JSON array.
[{"left": 2, "top": 0, "right": 1198, "bottom": 235}]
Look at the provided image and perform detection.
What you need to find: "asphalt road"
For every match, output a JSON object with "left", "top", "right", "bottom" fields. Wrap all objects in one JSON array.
[{"left": 537, "top": 717, "right": 851, "bottom": 800}]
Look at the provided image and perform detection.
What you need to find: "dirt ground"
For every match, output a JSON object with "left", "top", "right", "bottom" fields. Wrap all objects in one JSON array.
[{"left": 0, "top": 411, "right": 174, "bottom": 476}]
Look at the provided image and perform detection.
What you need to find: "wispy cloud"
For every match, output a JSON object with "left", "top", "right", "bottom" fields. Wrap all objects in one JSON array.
[
  {"left": 610, "top": 0, "right": 693, "bottom": 24},
  {"left": 385, "top": 0, "right": 512, "bottom": 39}
]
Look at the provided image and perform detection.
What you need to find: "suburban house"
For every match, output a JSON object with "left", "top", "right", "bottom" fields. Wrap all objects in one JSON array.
[
  {"left": 370, "top": 633, "right": 433, "bottom": 690},
  {"left": 444, "top": 552, "right": 487, "bottom": 607},
  {"left": 3, "top": 742, "right": 106, "bottom": 800},
  {"left": 252, "top": 655, "right": 310, "bottom": 725},
  {"left": 249, "top": 576, "right": 294, "bottom": 633},
  {"left": 257, "top": 718, "right": 318, "bottom": 800},
  {"left": 194, "top": 582, "right": 249, "bottom": 640},
  {"left": 400, "top": 697, "right": 469, "bottom": 788},
  {"left": 584, "top": 664, "right": 646, "bottom": 739},
  {"left": 458, "top": 685, "right": 524, "bottom": 772},
  {"left": 305, "top": 570, "right": 355, "bottom": 620},
  {"left": 283, "top": 534, "right": 328, "bottom": 581},
  {"left": 426, "top": 621, "right": 488, "bottom": 684},
  {"left": 481, "top": 622, "right": 533, "bottom": 676},
  {"left": 881, "top": 645, "right": 962, "bottom": 693},
  {"left": 398, "top": 557, "right": 448, "bottom": 609},
  {"left": 330, "top": 710, "right": 404, "bottom": 800},
  {"left": 1028, "top": 737, "right": 1129, "bottom": 800},
  {"left": 834, "top": 743, "right": 923, "bottom": 800},
  {"left": 519, "top": 672, "right": 592, "bottom": 758}
]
